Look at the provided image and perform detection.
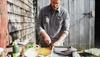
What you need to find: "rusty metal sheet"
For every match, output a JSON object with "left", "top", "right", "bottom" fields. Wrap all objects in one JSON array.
[{"left": 0, "top": 0, "right": 9, "bottom": 48}]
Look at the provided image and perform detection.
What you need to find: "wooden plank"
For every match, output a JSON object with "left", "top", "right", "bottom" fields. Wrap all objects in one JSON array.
[
  {"left": 68, "top": 0, "right": 76, "bottom": 47},
  {"left": 61, "top": 0, "right": 69, "bottom": 47},
  {"left": 89, "top": 17, "right": 95, "bottom": 48},
  {"left": 13, "top": 0, "right": 21, "bottom": 8},
  {"left": 75, "top": 0, "right": 84, "bottom": 48},
  {"left": 89, "top": 0, "right": 95, "bottom": 48},
  {"left": 0, "top": 0, "right": 9, "bottom": 48},
  {"left": 62, "top": 0, "right": 69, "bottom": 10},
  {"left": 82, "top": 0, "right": 90, "bottom": 49},
  {"left": 7, "top": 0, "right": 14, "bottom": 4},
  {"left": 28, "top": 0, "right": 33, "bottom": 4},
  {"left": 20, "top": 0, "right": 29, "bottom": 6}
]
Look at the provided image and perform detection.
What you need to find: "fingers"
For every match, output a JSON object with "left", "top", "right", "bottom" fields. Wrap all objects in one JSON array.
[
  {"left": 44, "top": 37, "right": 51, "bottom": 45},
  {"left": 48, "top": 39, "right": 51, "bottom": 44},
  {"left": 53, "top": 41, "right": 61, "bottom": 46},
  {"left": 45, "top": 40, "right": 49, "bottom": 45}
]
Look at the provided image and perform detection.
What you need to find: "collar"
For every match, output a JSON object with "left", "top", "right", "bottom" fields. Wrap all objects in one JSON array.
[{"left": 57, "top": 5, "right": 61, "bottom": 12}]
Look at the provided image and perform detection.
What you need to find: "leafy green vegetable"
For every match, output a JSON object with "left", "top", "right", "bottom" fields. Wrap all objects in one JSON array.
[
  {"left": 85, "top": 55, "right": 100, "bottom": 57},
  {"left": 25, "top": 42, "right": 36, "bottom": 50}
]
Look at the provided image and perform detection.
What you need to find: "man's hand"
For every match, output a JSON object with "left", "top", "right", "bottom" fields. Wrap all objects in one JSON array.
[
  {"left": 40, "top": 31, "right": 51, "bottom": 45},
  {"left": 44, "top": 36, "right": 51, "bottom": 45},
  {"left": 53, "top": 32, "right": 69, "bottom": 46},
  {"left": 53, "top": 40, "right": 62, "bottom": 46}
]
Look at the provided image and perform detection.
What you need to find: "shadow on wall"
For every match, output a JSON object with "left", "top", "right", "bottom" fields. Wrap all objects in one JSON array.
[
  {"left": 95, "top": 20, "right": 100, "bottom": 48},
  {"left": 8, "top": 19, "right": 19, "bottom": 44}
]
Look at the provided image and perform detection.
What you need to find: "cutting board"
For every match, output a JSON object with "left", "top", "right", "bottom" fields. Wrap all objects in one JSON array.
[{"left": 51, "top": 46, "right": 72, "bottom": 57}]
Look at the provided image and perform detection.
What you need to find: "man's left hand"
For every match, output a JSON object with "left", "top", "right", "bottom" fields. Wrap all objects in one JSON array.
[{"left": 53, "top": 41, "right": 62, "bottom": 46}]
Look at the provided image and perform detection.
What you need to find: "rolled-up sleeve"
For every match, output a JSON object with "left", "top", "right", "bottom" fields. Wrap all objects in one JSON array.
[
  {"left": 36, "top": 9, "right": 45, "bottom": 34},
  {"left": 61, "top": 10, "right": 70, "bottom": 34}
]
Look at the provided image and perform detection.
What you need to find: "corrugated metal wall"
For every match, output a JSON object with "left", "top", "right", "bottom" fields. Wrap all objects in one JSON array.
[
  {"left": 7, "top": 0, "right": 36, "bottom": 43},
  {"left": 37, "top": 0, "right": 95, "bottom": 49}
]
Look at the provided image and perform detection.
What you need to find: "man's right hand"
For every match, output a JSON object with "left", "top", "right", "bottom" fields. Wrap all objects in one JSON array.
[
  {"left": 44, "top": 36, "right": 51, "bottom": 45},
  {"left": 40, "top": 31, "right": 51, "bottom": 45}
]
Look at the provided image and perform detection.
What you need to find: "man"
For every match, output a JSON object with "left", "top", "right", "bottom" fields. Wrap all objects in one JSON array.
[{"left": 36, "top": 0, "right": 70, "bottom": 47}]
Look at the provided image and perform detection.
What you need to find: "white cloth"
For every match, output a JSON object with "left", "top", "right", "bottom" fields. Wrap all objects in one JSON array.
[
  {"left": 72, "top": 52, "right": 81, "bottom": 57},
  {"left": 0, "top": 48, "right": 4, "bottom": 54}
]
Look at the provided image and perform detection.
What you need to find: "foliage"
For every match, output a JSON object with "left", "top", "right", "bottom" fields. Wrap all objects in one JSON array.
[
  {"left": 85, "top": 55, "right": 100, "bottom": 57},
  {"left": 26, "top": 42, "right": 36, "bottom": 50}
]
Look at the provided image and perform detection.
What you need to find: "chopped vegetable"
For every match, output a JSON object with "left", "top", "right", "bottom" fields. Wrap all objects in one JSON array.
[{"left": 37, "top": 48, "right": 51, "bottom": 56}]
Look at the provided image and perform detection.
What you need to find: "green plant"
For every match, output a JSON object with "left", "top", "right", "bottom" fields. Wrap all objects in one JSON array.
[{"left": 85, "top": 55, "right": 100, "bottom": 57}]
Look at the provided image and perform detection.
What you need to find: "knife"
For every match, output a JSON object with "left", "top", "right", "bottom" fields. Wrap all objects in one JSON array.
[{"left": 48, "top": 43, "right": 53, "bottom": 50}]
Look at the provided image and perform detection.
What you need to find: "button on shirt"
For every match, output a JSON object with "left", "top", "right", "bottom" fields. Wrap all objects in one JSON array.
[{"left": 36, "top": 5, "right": 70, "bottom": 39}]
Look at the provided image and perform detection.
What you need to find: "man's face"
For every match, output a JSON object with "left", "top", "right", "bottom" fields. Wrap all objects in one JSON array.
[{"left": 51, "top": 0, "right": 61, "bottom": 11}]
